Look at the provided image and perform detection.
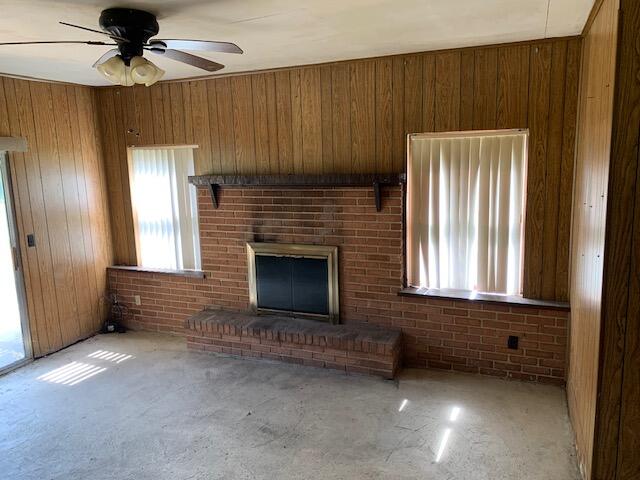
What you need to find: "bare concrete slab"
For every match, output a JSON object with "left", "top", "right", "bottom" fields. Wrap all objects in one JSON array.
[{"left": 0, "top": 331, "right": 579, "bottom": 480}]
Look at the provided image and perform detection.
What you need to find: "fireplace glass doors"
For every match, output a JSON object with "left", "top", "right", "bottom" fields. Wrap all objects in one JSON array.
[{"left": 247, "top": 243, "right": 339, "bottom": 323}]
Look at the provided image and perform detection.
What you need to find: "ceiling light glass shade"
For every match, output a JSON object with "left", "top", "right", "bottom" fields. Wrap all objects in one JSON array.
[
  {"left": 96, "top": 55, "right": 130, "bottom": 86},
  {"left": 96, "top": 55, "right": 164, "bottom": 87},
  {"left": 129, "top": 56, "right": 165, "bottom": 87}
]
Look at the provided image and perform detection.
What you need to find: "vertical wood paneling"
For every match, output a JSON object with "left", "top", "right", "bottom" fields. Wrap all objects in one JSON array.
[
  {"left": 51, "top": 85, "right": 89, "bottom": 338},
  {"left": 275, "top": 70, "right": 294, "bottom": 174},
  {"left": 473, "top": 48, "right": 498, "bottom": 129},
  {"left": 112, "top": 89, "right": 136, "bottom": 264},
  {"left": 391, "top": 57, "right": 405, "bottom": 172},
  {"left": 66, "top": 86, "right": 100, "bottom": 333},
  {"left": 0, "top": 78, "right": 112, "bottom": 357},
  {"left": 182, "top": 83, "right": 194, "bottom": 146},
  {"left": 215, "top": 78, "right": 236, "bottom": 173},
  {"left": 230, "top": 76, "right": 256, "bottom": 174},
  {"left": 132, "top": 85, "right": 154, "bottom": 146},
  {"left": 190, "top": 80, "right": 213, "bottom": 175},
  {"left": 331, "top": 64, "right": 351, "bottom": 173},
  {"left": 79, "top": 87, "right": 112, "bottom": 328},
  {"left": 204, "top": 80, "right": 222, "bottom": 174},
  {"left": 161, "top": 83, "right": 174, "bottom": 144},
  {"left": 115, "top": 87, "right": 135, "bottom": 147},
  {"left": 459, "top": 50, "right": 475, "bottom": 130},
  {"left": 96, "top": 37, "right": 580, "bottom": 302},
  {"left": 265, "top": 73, "right": 280, "bottom": 174},
  {"left": 251, "top": 74, "right": 271, "bottom": 174},
  {"left": 617, "top": 1, "right": 640, "bottom": 473},
  {"left": 300, "top": 67, "right": 323, "bottom": 173},
  {"left": 30, "top": 82, "right": 79, "bottom": 345},
  {"left": 403, "top": 55, "right": 423, "bottom": 138},
  {"left": 149, "top": 84, "right": 166, "bottom": 143},
  {"left": 497, "top": 45, "right": 530, "bottom": 128},
  {"left": 319, "top": 66, "right": 334, "bottom": 173},
  {"left": 434, "top": 51, "right": 461, "bottom": 131},
  {"left": 350, "top": 61, "right": 375, "bottom": 173},
  {"left": 422, "top": 54, "right": 436, "bottom": 132},
  {"left": 290, "top": 69, "right": 304, "bottom": 173},
  {"left": 169, "top": 82, "right": 186, "bottom": 144},
  {"left": 16, "top": 79, "right": 62, "bottom": 351},
  {"left": 566, "top": 1, "right": 619, "bottom": 478},
  {"left": 555, "top": 38, "right": 580, "bottom": 301},
  {"left": 541, "top": 41, "right": 568, "bottom": 300},
  {"left": 375, "top": 58, "right": 393, "bottom": 173},
  {"left": 523, "top": 43, "right": 552, "bottom": 299},
  {"left": 589, "top": 1, "right": 640, "bottom": 479}
]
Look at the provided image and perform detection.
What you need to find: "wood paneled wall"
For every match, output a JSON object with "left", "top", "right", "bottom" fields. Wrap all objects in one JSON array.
[
  {"left": 97, "top": 36, "right": 581, "bottom": 302},
  {"left": 567, "top": 0, "right": 619, "bottom": 478},
  {"left": 0, "top": 77, "right": 113, "bottom": 357},
  {"left": 591, "top": 0, "right": 640, "bottom": 478}
]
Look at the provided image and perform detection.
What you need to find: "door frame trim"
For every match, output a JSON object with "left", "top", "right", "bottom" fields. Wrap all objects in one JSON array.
[{"left": 0, "top": 152, "right": 33, "bottom": 372}]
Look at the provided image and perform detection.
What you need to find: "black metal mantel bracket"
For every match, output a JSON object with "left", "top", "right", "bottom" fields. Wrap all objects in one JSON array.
[
  {"left": 372, "top": 181, "right": 382, "bottom": 212},
  {"left": 190, "top": 173, "right": 406, "bottom": 211},
  {"left": 208, "top": 182, "right": 219, "bottom": 209}
]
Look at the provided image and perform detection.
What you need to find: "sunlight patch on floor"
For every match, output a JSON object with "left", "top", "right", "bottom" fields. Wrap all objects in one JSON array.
[
  {"left": 37, "top": 362, "right": 107, "bottom": 386},
  {"left": 87, "top": 350, "right": 133, "bottom": 363}
]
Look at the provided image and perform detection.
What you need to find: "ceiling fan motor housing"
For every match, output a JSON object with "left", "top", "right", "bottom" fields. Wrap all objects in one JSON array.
[{"left": 99, "top": 8, "right": 159, "bottom": 64}]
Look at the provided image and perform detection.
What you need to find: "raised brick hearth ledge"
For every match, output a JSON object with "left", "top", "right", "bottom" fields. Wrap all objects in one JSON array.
[{"left": 186, "top": 309, "right": 403, "bottom": 379}]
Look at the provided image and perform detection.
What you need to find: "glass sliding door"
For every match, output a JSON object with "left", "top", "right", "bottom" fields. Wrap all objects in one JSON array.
[{"left": 0, "top": 153, "right": 30, "bottom": 373}]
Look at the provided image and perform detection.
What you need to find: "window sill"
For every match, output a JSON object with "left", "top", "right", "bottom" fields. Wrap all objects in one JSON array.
[
  {"left": 398, "top": 287, "right": 570, "bottom": 311},
  {"left": 108, "top": 265, "right": 205, "bottom": 279}
]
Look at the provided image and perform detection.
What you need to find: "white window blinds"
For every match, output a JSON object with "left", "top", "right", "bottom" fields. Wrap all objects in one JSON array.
[
  {"left": 407, "top": 131, "right": 527, "bottom": 295},
  {"left": 128, "top": 147, "right": 201, "bottom": 270}
]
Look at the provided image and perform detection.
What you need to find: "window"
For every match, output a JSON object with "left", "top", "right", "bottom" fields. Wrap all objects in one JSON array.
[
  {"left": 128, "top": 146, "right": 201, "bottom": 271},
  {"left": 406, "top": 130, "right": 527, "bottom": 295}
]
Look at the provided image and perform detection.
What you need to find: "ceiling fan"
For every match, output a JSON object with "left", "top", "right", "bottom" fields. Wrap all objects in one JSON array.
[{"left": 0, "top": 8, "right": 243, "bottom": 86}]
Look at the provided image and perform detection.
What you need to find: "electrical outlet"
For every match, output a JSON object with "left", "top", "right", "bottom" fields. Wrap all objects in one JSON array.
[
  {"left": 507, "top": 335, "right": 519, "bottom": 350},
  {"left": 134, "top": 295, "right": 141, "bottom": 306}
]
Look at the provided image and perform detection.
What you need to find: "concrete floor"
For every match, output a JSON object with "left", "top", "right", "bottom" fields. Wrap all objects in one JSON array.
[{"left": 0, "top": 331, "right": 579, "bottom": 480}]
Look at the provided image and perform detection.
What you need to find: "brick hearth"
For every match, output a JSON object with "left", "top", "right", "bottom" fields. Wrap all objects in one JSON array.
[
  {"left": 186, "top": 309, "right": 402, "bottom": 379},
  {"left": 108, "top": 185, "right": 569, "bottom": 385}
]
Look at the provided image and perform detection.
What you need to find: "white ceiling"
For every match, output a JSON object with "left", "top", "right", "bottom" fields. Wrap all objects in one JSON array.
[{"left": 0, "top": 0, "right": 594, "bottom": 86}]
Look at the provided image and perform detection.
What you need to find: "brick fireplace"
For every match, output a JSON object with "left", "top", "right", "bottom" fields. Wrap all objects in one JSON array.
[{"left": 108, "top": 184, "right": 569, "bottom": 385}]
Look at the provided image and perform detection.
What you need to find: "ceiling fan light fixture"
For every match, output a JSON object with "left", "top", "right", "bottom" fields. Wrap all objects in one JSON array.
[
  {"left": 1, "top": 9, "right": 243, "bottom": 84},
  {"left": 129, "top": 56, "right": 165, "bottom": 86},
  {"left": 96, "top": 55, "right": 163, "bottom": 87},
  {"left": 96, "top": 55, "right": 127, "bottom": 85}
]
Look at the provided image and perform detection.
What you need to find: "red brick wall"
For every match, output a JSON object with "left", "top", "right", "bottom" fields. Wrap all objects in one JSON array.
[{"left": 108, "top": 186, "right": 568, "bottom": 385}]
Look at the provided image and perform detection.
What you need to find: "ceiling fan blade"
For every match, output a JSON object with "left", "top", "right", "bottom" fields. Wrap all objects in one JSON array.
[
  {"left": 59, "top": 21, "right": 128, "bottom": 43},
  {"left": 150, "top": 49, "right": 224, "bottom": 72},
  {"left": 92, "top": 49, "right": 120, "bottom": 67},
  {"left": 0, "top": 40, "right": 116, "bottom": 46},
  {"left": 154, "top": 39, "right": 243, "bottom": 54}
]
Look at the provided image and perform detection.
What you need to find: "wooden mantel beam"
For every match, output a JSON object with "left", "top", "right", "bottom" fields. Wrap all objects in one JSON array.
[{"left": 188, "top": 173, "right": 406, "bottom": 212}]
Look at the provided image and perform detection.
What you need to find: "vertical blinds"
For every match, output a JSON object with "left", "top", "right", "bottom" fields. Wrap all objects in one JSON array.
[
  {"left": 129, "top": 147, "right": 201, "bottom": 270},
  {"left": 407, "top": 131, "right": 527, "bottom": 295}
]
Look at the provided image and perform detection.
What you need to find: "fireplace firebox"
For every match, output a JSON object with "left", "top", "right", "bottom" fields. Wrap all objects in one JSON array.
[{"left": 246, "top": 243, "right": 339, "bottom": 323}]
